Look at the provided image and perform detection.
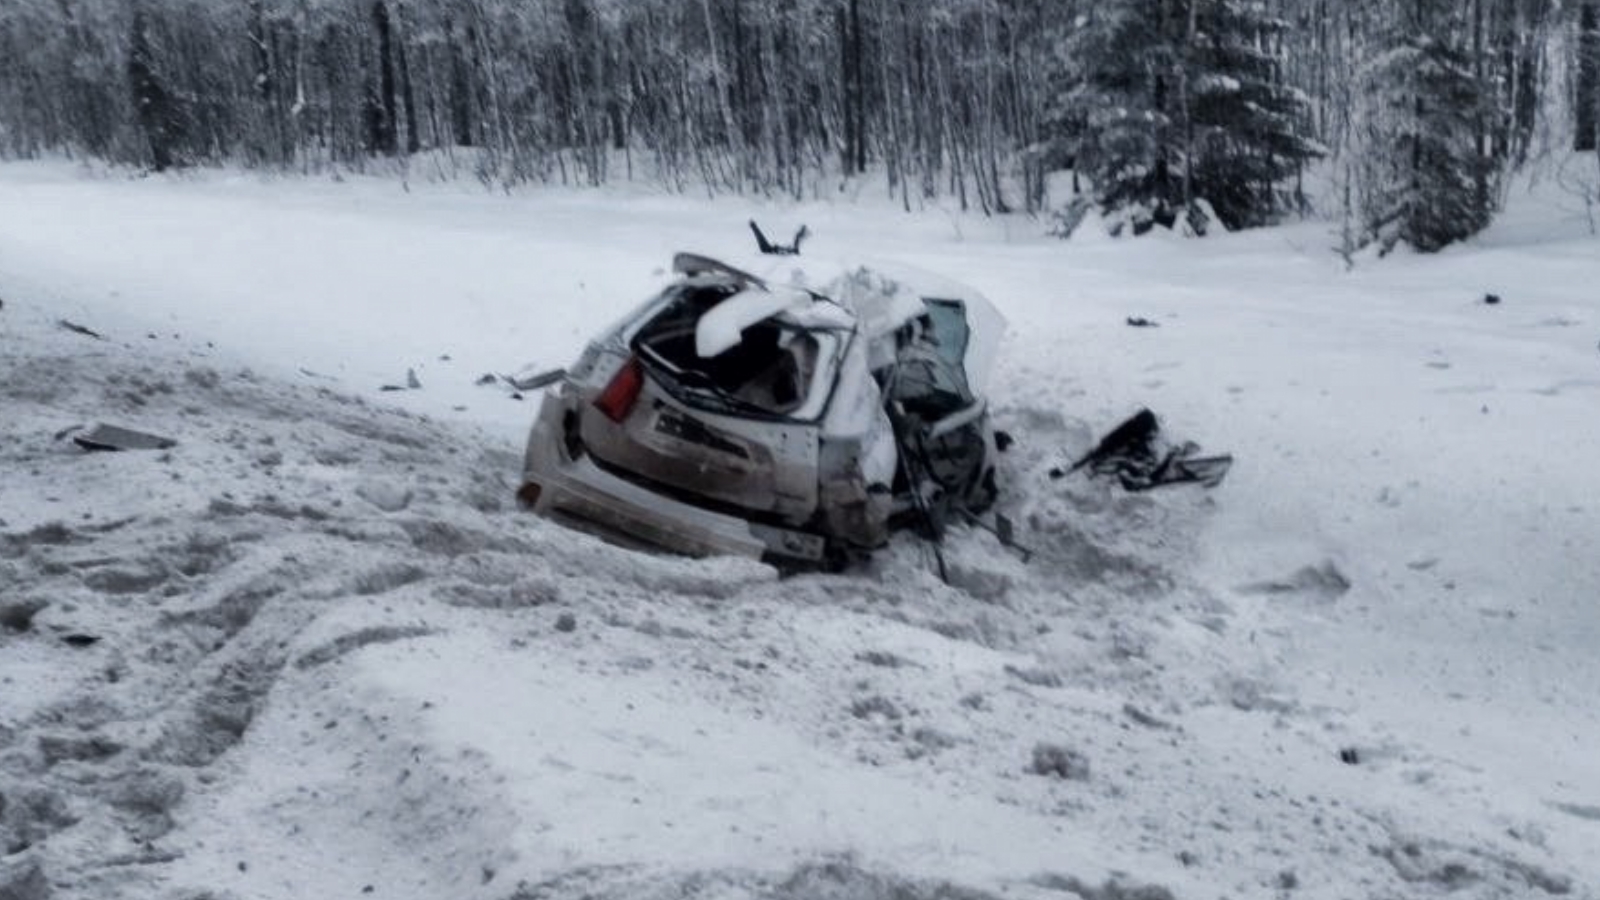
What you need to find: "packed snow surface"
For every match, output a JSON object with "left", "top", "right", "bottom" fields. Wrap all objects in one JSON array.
[{"left": 1, "top": 160, "right": 1598, "bottom": 900}]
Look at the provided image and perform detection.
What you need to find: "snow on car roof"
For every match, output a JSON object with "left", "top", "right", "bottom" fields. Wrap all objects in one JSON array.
[
  {"left": 694, "top": 287, "right": 812, "bottom": 358},
  {"left": 674, "top": 251, "right": 1000, "bottom": 333},
  {"left": 673, "top": 250, "right": 1006, "bottom": 393}
]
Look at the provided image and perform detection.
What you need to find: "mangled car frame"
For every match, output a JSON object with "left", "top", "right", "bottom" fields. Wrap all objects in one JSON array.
[{"left": 518, "top": 249, "right": 1005, "bottom": 568}]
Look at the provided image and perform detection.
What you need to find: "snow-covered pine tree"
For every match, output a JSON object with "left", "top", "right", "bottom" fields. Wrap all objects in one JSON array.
[
  {"left": 1057, "top": 0, "right": 1320, "bottom": 237},
  {"left": 1185, "top": 0, "right": 1323, "bottom": 230},
  {"left": 1057, "top": 2, "right": 1185, "bottom": 236},
  {"left": 1355, "top": 0, "right": 1498, "bottom": 253}
]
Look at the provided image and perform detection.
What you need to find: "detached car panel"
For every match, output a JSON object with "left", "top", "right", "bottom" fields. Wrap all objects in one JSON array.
[{"left": 519, "top": 252, "right": 1004, "bottom": 566}]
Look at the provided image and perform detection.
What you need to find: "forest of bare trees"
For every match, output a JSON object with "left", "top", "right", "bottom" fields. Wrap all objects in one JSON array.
[{"left": 1, "top": 0, "right": 1597, "bottom": 251}]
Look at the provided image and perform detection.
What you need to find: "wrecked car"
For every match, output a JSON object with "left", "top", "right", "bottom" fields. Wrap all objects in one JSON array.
[{"left": 517, "top": 250, "right": 1005, "bottom": 568}]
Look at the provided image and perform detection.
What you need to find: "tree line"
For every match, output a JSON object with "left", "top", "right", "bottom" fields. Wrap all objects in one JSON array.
[{"left": 1, "top": 0, "right": 1597, "bottom": 252}]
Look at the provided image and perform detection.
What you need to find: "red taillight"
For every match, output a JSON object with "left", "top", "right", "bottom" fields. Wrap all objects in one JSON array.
[
  {"left": 516, "top": 482, "right": 543, "bottom": 508},
  {"left": 592, "top": 356, "right": 644, "bottom": 423}
]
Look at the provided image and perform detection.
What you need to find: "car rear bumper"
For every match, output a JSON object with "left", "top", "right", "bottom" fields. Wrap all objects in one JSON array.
[{"left": 520, "top": 398, "right": 825, "bottom": 564}]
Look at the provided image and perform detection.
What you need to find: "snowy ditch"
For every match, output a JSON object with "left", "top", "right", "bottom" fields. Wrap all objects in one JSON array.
[
  {"left": 1, "top": 290, "right": 1579, "bottom": 900},
  {"left": 0, "top": 306, "right": 1208, "bottom": 898},
  {"left": 2, "top": 166, "right": 1597, "bottom": 900}
]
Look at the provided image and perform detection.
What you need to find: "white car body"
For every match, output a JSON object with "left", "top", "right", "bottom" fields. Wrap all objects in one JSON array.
[{"left": 518, "top": 252, "right": 1005, "bottom": 566}]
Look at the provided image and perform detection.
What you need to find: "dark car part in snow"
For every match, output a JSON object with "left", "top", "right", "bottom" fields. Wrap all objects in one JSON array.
[
  {"left": 749, "top": 220, "right": 809, "bottom": 256},
  {"left": 57, "top": 319, "right": 104, "bottom": 340},
  {"left": 1062, "top": 408, "right": 1159, "bottom": 476},
  {"left": 1062, "top": 408, "right": 1231, "bottom": 491},
  {"left": 502, "top": 367, "right": 565, "bottom": 391},
  {"left": 71, "top": 423, "right": 176, "bottom": 452}
]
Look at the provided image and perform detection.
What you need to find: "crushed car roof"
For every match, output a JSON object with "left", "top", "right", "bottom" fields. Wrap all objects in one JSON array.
[{"left": 671, "top": 251, "right": 1006, "bottom": 392}]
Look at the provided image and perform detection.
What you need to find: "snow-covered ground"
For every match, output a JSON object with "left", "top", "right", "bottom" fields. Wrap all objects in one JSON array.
[{"left": 1, "top": 160, "right": 1597, "bottom": 900}]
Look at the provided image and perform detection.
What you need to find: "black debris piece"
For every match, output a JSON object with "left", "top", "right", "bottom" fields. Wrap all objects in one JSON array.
[
  {"left": 406, "top": 368, "right": 422, "bottom": 389},
  {"left": 994, "top": 514, "right": 1019, "bottom": 551},
  {"left": 1483, "top": 293, "right": 1501, "bottom": 305},
  {"left": 61, "top": 633, "right": 102, "bottom": 647},
  {"left": 58, "top": 319, "right": 104, "bottom": 340},
  {"left": 379, "top": 384, "right": 405, "bottom": 392},
  {"left": 1069, "top": 409, "right": 1160, "bottom": 473},
  {"left": 1338, "top": 747, "right": 1361, "bottom": 765},
  {"left": 1126, "top": 316, "right": 1160, "bottom": 328},
  {"left": 475, "top": 373, "right": 498, "bottom": 386},
  {"left": 994, "top": 430, "right": 1015, "bottom": 452},
  {"left": 72, "top": 423, "right": 177, "bottom": 452},
  {"left": 1068, "top": 408, "right": 1231, "bottom": 491},
  {"left": 749, "top": 220, "right": 810, "bottom": 256},
  {"left": 503, "top": 368, "right": 565, "bottom": 391}
]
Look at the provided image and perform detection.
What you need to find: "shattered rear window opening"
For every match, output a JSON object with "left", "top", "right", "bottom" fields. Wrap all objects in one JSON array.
[{"left": 632, "top": 284, "right": 848, "bottom": 422}]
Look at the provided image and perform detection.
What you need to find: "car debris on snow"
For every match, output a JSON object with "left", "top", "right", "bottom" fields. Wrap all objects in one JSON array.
[
  {"left": 501, "top": 366, "right": 565, "bottom": 391},
  {"left": 55, "top": 318, "right": 106, "bottom": 339},
  {"left": 474, "top": 367, "right": 564, "bottom": 395},
  {"left": 1057, "top": 407, "right": 1232, "bottom": 491},
  {"left": 70, "top": 422, "right": 177, "bottom": 452},
  {"left": 379, "top": 371, "right": 419, "bottom": 392}
]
